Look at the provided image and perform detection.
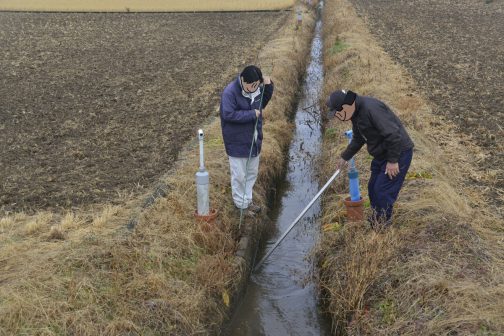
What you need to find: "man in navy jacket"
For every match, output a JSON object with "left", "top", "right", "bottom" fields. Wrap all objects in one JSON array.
[
  {"left": 220, "top": 65, "right": 274, "bottom": 215},
  {"left": 327, "top": 90, "right": 414, "bottom": 228}
]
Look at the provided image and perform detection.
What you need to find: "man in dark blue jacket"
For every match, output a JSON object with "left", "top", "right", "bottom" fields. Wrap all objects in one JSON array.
[
  {"left": 220, "top": 65, "right": 274, "bottom": 215},
  {"left": 327, "top": 90, "right": 414, "bottom": 228}
]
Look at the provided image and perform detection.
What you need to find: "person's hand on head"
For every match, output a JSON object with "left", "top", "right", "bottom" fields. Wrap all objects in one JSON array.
[
  {"left": 326, "top": 90, "right": 356, "bottom": 121},
  {"left": 241, "top": 65, "right": 263, "bottom": 92}
]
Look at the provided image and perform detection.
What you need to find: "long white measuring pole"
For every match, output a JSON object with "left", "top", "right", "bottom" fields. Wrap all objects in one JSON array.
[{"left": 254, "top": 168, "right": 342, "bottom": 272}]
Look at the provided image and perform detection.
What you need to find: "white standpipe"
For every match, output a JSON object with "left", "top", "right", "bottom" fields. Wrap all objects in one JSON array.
[{"left": 195, "top": 129, "right": 210, "bottom": 216}]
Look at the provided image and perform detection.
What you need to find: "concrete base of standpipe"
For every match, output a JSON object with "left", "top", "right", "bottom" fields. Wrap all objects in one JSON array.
[
  {"left": 344, "top": 197, "right": 364, "bottom": 221},
  {"left": 194, "top": 208, "right": 219, "bottom": 227}
]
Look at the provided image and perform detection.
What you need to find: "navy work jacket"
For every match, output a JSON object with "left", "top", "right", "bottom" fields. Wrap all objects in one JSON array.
[
  {"left": 219, "top": 77, "right": 274, "bottom": 157},
  {"left": 341, "top": 95, "right": 414, "bottom": 163}
]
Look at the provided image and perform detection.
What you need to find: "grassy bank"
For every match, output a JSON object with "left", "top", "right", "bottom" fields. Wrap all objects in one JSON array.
[
  {"left": 0, "top": 6, "right": 316, "bottom": 336},
  {"left": 318, "top": 0, "right": 504, "bottom": 334},
  {"left": 0, "top": 0, "right": 295, "bottom": 12}
]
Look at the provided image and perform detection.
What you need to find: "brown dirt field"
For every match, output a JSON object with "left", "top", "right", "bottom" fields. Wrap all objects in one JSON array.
[
  {"left": 0, "top": 8, "right": 316, "bottom": 334},
  {"left": 348, "top": 0, "right": 504, "bottom": 215},
  {"left": 0, "top": 11, "right": 288, "bottom": 214}
]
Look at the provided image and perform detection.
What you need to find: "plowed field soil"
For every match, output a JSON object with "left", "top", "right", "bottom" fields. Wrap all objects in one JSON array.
[
  {"left": 0, "top": 12, "right": 288, "bottom": 213},
  {"left": 349, "top": 0, "right": 504, "bottom": 213}
]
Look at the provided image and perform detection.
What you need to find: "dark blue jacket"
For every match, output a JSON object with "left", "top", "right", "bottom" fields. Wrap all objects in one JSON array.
[
  {"left": 219, "top": 77, "right": 274, "bottom": 157},
  {"left": 341, "top": 95, "right": 414, "bottom": 163}
]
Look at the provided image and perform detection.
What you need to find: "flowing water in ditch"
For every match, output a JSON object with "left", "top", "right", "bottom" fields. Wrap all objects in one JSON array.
[{"left": 225, "top": 15, "right": 332, "bottom": 336}]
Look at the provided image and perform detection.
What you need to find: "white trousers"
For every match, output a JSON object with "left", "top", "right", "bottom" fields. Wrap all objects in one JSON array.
[{"left": 228, "top": 155, "right": 260, "bottom": 209}]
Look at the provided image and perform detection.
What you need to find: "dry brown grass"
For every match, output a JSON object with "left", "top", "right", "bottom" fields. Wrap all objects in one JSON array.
[
  {"left": 0, "top": 5, "right": 316, "bottom": 335},
  {"left": 318, "top": 0, "right": 504, "bottom": 334},
  {"left": 0, "top": 0, "right": 294, "bottom": 12}
]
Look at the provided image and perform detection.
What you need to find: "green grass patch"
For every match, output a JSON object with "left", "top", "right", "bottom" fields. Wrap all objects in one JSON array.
[
  {"left": 330, "top": 38, "right": 349, "bottom": 54},
  {"left": 324, "top": 127, "right": 338, "bottom": 139},
  {"left": 377, "top": 298, "right": 396, "bottom": 325},
  {"left": 477, "top": 323, "right": 501, "bottom": 336},
  {"left": 207, "top": 137, "right": 224, "bottom": 148},
  {"left": 322, "top": 222, "right": 341, "bottom": 233}
]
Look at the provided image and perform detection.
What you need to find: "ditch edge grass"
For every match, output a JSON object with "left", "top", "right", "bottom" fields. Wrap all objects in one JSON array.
[{"left": 317, "top": 0, "right": 504, "bottom": 335}]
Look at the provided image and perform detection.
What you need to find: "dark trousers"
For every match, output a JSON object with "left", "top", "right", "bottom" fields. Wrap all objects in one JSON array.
[{"left": 368, "top": 148, "right": 413, "bottom": 225}]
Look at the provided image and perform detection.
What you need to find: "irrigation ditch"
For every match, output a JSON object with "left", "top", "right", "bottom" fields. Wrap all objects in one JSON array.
[{"left": 223, "top": 9, "right": 332, "bottom": 335}]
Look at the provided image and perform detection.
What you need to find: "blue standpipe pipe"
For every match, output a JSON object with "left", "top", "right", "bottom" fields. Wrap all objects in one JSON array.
[{"left": 344, "top": 130, "right": 361, "bottom": 202}]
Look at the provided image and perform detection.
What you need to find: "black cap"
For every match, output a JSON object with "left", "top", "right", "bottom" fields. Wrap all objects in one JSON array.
[
  {"left": 326, "top": 90, "right": 357, "bottom": 112},
  {"left": 241, "top": 65, "right": 263, "bottom": 84},
  {"left": 326, "top": 90, "right": 347, "bottom": 112}
]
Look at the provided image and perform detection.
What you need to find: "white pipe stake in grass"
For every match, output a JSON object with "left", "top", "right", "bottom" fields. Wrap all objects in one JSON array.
[{"left": 196, "top": 129, "right": 210, "bottom": 216}]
